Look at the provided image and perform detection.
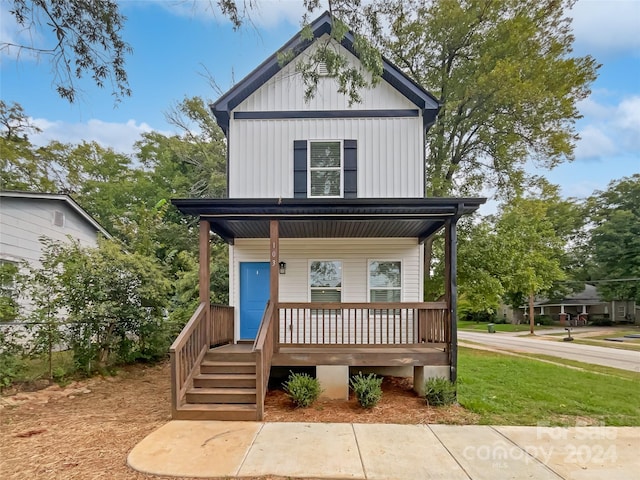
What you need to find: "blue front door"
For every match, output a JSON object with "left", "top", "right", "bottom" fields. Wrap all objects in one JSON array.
[{"left": 239, "top": 262, "right": 270, "bottom": 340}]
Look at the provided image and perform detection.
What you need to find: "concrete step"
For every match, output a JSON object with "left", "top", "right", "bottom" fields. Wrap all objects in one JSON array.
[
  {"left": 200, "top": 361, "right": 256, "bottom": 375},
  {"left": 186, "top": 387, "right": 257, "bottom": 404},
  {"left": 193, "top": 373, "right": 257, "bottom": 388},
  {"left": 173, "top": 403, "right": 258, "bottom": 421}
]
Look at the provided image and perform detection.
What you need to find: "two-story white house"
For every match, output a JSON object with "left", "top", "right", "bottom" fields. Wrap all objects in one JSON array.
[
  {"left": 170, "top": 12, "right": 485, "bottom": 420},
  {"left": 0, "top": 190, "right": 112, "bottom": 319}
]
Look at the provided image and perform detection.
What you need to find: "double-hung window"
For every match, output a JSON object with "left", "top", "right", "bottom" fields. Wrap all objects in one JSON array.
[
  {"left": 309, "top": 141, "right": 342, "bottom": 197},
  {"left": 310, "top": 260, "right": 342, "bottom": 302},
  {"left": 369, "top": 261, "right": 401, "bottom": 302}
]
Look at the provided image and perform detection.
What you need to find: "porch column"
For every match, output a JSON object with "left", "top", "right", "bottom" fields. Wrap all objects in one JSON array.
[
  {"left": 444, "top": 216, "right": 458, "bottom": 383},
  {"left": 269, "top": 219, "right": 279, "bottom": 305},
  {"left": 199, "top": 219, "right": 211, "bottom": 344},
  {"left": 540, "top": 306, "right": 545, "bottom": 315},
  {"left": 270, "top": 220, "right": 280, "bottom": 350}
]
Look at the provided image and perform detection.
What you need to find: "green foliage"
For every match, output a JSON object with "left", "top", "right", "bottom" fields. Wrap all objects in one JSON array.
[
  {"left": 424, "top": 377, "right": 456, "bottom": 407},
  {"left": 0, "top": 261, "right": 20, "bottom": 322},
  {"left": 380, "top": 0, "right": 598, "bottom": 197},
  {"left": 534, "top": 315, "right": 553, "bottom": 326},
  {"left": 5, "top": 0, "right": 131, "bottom": 103},
  {"left": 0, "top": 327, "right": 25, "bottom": 390},
  {"left": 283, "top": 371, "right": 322, "bottom": 408},
  {"left": 587, "top": 175, "right": 640, "bottom": 303},
  {"left": 350, "top": 372, "right": 383, "bottom": 408}
]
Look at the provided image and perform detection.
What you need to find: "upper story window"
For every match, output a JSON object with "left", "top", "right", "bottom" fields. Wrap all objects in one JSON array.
[
  {"left": 308, "top": 141, "right": 342, "bottom": 198},
  {"left": 294, "top": 139, "right": 356, "bottom": 199}
]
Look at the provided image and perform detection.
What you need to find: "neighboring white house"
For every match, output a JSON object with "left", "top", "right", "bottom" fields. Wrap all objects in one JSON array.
[{"left": 0, "top": 190, "right": 111, "bottom": 317}]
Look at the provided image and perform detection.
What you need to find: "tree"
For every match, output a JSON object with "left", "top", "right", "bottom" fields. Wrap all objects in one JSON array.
[
  {"left": 496, "top": 194, "right": 567, "bottom": 333},
  {"left": 377, "top": 0, "right": 598, "bottom": 197},
  {"left": 587, "top": 175, "right": 640, "bottom": 303},
  {"left": 4, "top": 0, "right": 131, "bottom": 103}
]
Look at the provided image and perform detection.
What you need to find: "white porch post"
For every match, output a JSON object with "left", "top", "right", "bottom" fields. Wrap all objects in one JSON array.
[{"left": 540, "top": 306, "right": 545, "bottom": 315}]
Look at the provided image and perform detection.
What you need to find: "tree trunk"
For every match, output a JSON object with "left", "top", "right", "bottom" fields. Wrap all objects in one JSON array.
[{"left": 529, "top": 292, "right": 535, "bottom": 334}]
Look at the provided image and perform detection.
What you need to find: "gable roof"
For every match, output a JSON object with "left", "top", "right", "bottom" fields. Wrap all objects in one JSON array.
[
  {"left": 211, "top": 11, "right": 441, "bottom": 134},
  {"left": 0, "top": 190, "right": 112, "bottom": 239}
]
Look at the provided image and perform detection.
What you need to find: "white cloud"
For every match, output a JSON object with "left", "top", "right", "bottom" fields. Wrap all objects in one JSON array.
[
  {"left": 569, "top": 0, "right": 640, "bottom": 57},
  {"left": 29, "top": 118, "right": 167, "bottom": 154},
  {"left": 575, "top": 94, "right": 640, "bottom": 161},
  {"left": 575, "top": 124, "right": 617, "bottom": 160},
  {"left": 0, "top": 3, "right": 42, "bottom": 62},
  {"left": 150, "top": 0, "right": 311, "bottom": 29}
]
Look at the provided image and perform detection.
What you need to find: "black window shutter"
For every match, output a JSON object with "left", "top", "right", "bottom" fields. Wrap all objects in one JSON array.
[
  {"left": 344, "top": 139, "right": 357, "bottom": 198},
  {"left": 293, "top": 140, "right": 307, "bottom": 198}
]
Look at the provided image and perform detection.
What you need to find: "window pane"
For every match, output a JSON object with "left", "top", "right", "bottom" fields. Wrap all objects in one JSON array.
[
  {"left": 370, "top": 289, "right": 401, "bottom": 302},
  {"left": 310, "top": 170, "right": 340, "bottom": 196},
  {"left": 369, "top": 261, "right": 401, "bottom": 288},
  {"left": 310, "top": 142, "right": 340, "bottom": 168},
  {"left": 310, "top": 261, "right": 342, "bottom": 287},
  {"left": 311, "top": 289, "right": 342, "bottom": 302}
]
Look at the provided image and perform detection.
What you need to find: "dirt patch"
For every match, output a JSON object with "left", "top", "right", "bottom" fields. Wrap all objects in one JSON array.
[{"left": 1, "top": 361, "right": 475, "bottom": 479}]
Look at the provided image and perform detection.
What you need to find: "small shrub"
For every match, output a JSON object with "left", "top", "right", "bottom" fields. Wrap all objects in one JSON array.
[
  {"left": 283, "top": 371, "right": 321, "bottom": 408},
  {"left": 424, "top": 377, "right": 456, "bottom": 407},
  {"left": 350, "top": 372, "right": 383, "bottom": 408},
  {"left": 534, "top": 315, "right": 553, "bottom": 325}
]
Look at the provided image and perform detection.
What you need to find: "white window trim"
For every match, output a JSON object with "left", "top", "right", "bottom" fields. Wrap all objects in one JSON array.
[
  {"left": 308, "top": 259, "right": 343, "bottom": 302},
  {"left": 307, "top": 140, "right": 344, "bottom": 198},
  {"left": 367, "top": 259, "right": 403, "bottom": 303}
]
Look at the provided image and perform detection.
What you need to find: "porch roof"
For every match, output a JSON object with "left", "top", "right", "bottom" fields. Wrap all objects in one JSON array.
[{"left": 171, "top": 197, "right": 485, "bottom": 244}]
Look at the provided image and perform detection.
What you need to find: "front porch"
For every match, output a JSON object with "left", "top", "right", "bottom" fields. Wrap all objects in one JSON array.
[
  {"left": 169, "top": 198, "right": 484, "bottom": 420},
  {"left": 170, "top": 301, "right": 450, "bottom": 420}
]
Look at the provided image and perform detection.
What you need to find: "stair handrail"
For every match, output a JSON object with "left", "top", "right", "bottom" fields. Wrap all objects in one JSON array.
[
  {"left": 253, "top": 300, "right": 275, "bottom": 420},
  {"left": 170, "top": 301, "right": 209, "bottom": 416}
]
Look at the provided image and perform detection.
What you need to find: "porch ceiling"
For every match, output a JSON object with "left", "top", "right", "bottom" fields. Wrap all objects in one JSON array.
[{"left": 171, "top": 198, "right": 486, "bottom": 244}]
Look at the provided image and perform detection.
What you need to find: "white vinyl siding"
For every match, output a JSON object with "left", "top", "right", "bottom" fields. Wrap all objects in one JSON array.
[
  {"left": 309, "top": 141, "right": 342, "bottom": 197},
  {"left": 235, "top": 36, "right": 417, "bottom": 113},
  {"left": 228, "top": 117, "right": 423, "bottom": 198},
  {"left": 230, "top": 238, "right": 423, "bottom": 341},
  {"left": 228, "top": 36, "right": 424, "bottom": 199},
  {"left": 0, "top": 197, "right": 104, "bottom": 268}
]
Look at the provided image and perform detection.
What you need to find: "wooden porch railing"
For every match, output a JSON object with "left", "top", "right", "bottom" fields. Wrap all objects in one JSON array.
[
  {"left": 170, "top": 302, "right": 234, "bottom": 414},
  {"left": 210, "top": 304, "right": 235, "bottom": 346},
  {"left": 277, "top": 302, "right": 449, "bottom": 347},
  {"left": 253, "top": 300, "right": 275, "bottom": 420}
]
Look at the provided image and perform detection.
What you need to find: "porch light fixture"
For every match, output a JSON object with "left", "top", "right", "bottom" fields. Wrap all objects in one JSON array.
[{"left": 279, "top": 261, "right": 287, "bottom": 274}]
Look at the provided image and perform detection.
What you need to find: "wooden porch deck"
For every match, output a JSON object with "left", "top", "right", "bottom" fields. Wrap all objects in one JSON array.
[{"left": 273, "top": 345, "right": 448, "bottom": 367}]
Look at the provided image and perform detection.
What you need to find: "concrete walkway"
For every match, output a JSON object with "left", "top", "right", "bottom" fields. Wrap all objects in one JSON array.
[{"left": 128, "top": 421, "right": 638, "bottom": 479}]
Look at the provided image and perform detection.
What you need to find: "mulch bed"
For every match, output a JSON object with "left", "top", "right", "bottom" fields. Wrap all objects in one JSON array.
[{"left": 1, "top": 361, "right": 476, "bottom": 479}]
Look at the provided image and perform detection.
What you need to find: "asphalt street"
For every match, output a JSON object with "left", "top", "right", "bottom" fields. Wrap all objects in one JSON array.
[{"left": 458, "top": 330, "right": 640, "bottom": 372}]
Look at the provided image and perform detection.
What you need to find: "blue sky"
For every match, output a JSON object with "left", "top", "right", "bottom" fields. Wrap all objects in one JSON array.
[{"left": 1, "top": 0, "right": 638, "bottom": 202}]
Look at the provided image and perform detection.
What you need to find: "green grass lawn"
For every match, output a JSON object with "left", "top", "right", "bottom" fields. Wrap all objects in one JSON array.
[
  {"left": 457, "top": 320, "right": 555, "bottom": 332},
  {"left": 457, "top": 347, "right": 640, "bottom": 426}
]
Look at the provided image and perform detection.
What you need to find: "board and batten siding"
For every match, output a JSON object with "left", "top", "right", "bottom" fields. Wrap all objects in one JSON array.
[
  {"left": 234, "top": 35, "right": 418, "bottom": 113},
  {"left": 0, "top": 197, "right": 102, "bottom": 268},
  {"left": 230, "top": 238, "right": 424, "bottom": 342},
  {"left": 228, "top": 36, "right": 424, "bottom": 199},
  {"left": 229, "top": 117, "right": 423, "bottom": 198}
]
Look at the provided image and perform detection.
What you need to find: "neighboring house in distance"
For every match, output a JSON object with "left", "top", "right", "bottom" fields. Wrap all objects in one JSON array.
[
  {"left": 169, "top": 12, "right": 485, "bottom": 420},
  {"left": 0, "top": 190, "right": 112, "bottom": 319},
  {"left": 531, "top": 284, "right": 637, "bottom": 325}
]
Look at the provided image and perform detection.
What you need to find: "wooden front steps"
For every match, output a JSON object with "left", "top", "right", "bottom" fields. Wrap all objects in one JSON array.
[{"left": 173, "top": 343, "right": 258, "bottom": 420}]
